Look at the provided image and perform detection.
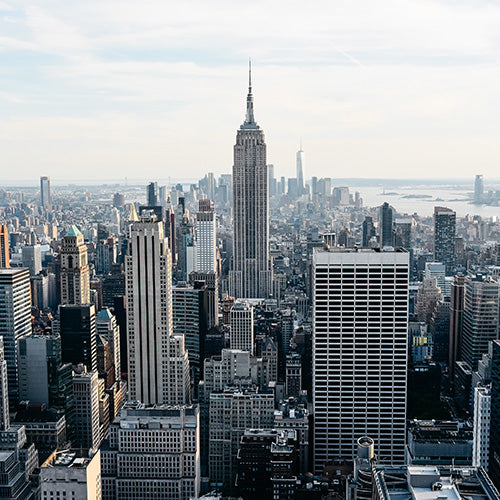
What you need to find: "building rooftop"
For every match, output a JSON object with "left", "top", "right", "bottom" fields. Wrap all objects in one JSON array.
[
  {"left": 64, "top": 225, "right": 82, "bottom": 237},
  {"left": 42, "top": 449, "right": 95, "bottom": 469}
]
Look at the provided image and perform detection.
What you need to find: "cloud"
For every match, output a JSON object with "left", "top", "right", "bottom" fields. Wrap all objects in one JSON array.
[{"left": 1, "top": 0, "right": 500, "bottom": 180}]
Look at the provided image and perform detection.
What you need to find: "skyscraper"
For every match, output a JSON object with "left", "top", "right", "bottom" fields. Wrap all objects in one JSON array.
[
  {"left": 146, "top": 181, "right": 159, "bottom": 206},
  {"left": 126, "top": 213, "right": 190, "bottom": 405},
  {"left": 313, "top": 248, "right": 409, "bottom": 470},
  {"left": 474, "top": 174, "right": 484, "bottom": 204},
  {"left": 40, "top": 175, "right": 51, "bottom": 209},
  {"left": 0, "top": 268, "right": 31, "bottom": 403},
  {"left": 230, "top": 300, "right": 254, "bottom": 354},
  {"left": 296, "top": 147, "right": 305, "bottom": 195},
  {"left": 434, "top": 206, "right": 456, "bottom": 276},
  {"left": 229, "top": 63, "right": 272, "bottom": 298},
  {"left": 460, "top": 275, "right": 499, "bottom": 370},
  {"left": 60, "top": 225, "right": 90, "bottom": 305},
  {"left": 362, "top": 216, "right": 375, "bottom": 247},
  {"left": 59, "top": 304, "right": 97, "bottom": 371},
  {"left": 380, "top": 202, "right": 393, "bottom": 247},
  {"left": 449, "top": 275, "right": 465, "bottom": 384},
  {"left": 0, "top": 337, "right": 9, "bottom": 431},
  {"left": 195, "top": 199, "right": 217, "bottom": 273},
  {"left": 0, "top": 225, "right": 9, "bottom": 268}
]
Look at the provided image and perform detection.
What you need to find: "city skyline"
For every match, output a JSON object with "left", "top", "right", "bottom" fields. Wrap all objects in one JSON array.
[{"left": 2, "top": 1, "right": 500, "bottom": 180}]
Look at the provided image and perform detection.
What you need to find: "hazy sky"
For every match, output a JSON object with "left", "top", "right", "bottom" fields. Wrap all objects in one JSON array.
[{"left": 1, "top": 0, "right": 500, "bottom": 182}]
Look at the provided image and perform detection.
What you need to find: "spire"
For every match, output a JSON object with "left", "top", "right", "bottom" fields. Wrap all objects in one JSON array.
[
  {"left": 129, "top": 204, "right": 139, "bottom": 222},
  {"left": 243, "top": 58, "right": 256, "bottom": 128}
]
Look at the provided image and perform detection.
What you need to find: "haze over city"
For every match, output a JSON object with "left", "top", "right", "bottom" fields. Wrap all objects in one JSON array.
[{"left": 2, "top": 0, "right": 500, "bottom": 180}]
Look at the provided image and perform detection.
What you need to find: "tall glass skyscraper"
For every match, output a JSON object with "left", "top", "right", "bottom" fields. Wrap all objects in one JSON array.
[
  {"left": 229, "top": 64, "right": 272, "bottom": 298},
  {"left": 434, "top": 206, "right": 456, "bottom": 276},
  {"left": 40, "top": 175, "right": 51, "bottom": 209}
]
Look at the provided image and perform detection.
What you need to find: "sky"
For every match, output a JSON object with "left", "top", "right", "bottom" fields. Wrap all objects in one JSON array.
[{"left": 1, "top": 0, "right": 500, "bottom": 183}]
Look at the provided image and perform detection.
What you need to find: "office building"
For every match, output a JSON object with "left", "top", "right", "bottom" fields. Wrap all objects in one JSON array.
[
  {"left": 434, "top": 206, "right": 456, "bottom": 275},
  {"left": 394, "top": 218, "right": 412, "bottom": 249},
  {"left": 60, "top": 225, "right": 90, "bottom": 305},
  {"left": 189, "top": 270, "right": 219, "bottom": 328},
  {"left": 173, "top": 281, "right": 209, "bottom": 385},
  {"left": 72, "top": 369, "right": 101, "bottom": 450},
  {"left": 380, "top": 202, "right": 393, "bottom": 247},
  {"left": 460, "top": 275, "right": 499, "bottom": 370},
  {"left": 40, "top": 449, "right": 101, "bottom": 500},
  {"left": 236, "top": 429, "right": 298, "bottom": 499},
  {"left": 100, "top": 402, "right": 200, "bottom": 500},
  {"left": 474, "top": 174, "right": 484, "bottom": 204},
  {"left": 40, "top": 175, "right": 51, "bottom": 209},
  {"left": 0, "top": 338, "right": 9, "bottom": 431},
  {"left": 230, "top": 300, "right": 254, "bottom": 354},
  {"left": 196, "top": 199, "right": 217, "bottom": 273},
  {"left": 0, "top": 224, "right": 9, "bottom": 267},
  {"left": 296, "top": 147, "right": 305, "bottom": 195},
  {"left": 274, "top": 398, "right": 310, "bottom": 473},
  {"left": 18, "top": 334, "right": 74, "bottom": 412},
  {"left": 362, "top": 216, "right": 376, "bottom": 247},
  {"left": 415, "top": 277, "right": 442, "bottom": 325},
  {"left": 0, "top": 268, "right": 31, "bottom": 403},
  {"left": 126, "top": 214, "right": 190, "bottom": 405},
  {"left": 313, "top": 248, "right": 409, "bottom": 470},
  {"left": 473, "top": 385, "right": 490, "bottom": 470},
  {"left": 406, "top": 419, "right": 472, "bottom": 466},
  {"left": 449, "top": 275, "right": 465, "bottom": 384},
  {"left": 96, "top": 308, "right": 121, "bottom": 386},
  {"left": 229, "top": 64, "right": 272, "bottom": 298},
  {"left": 285, "top": 353, "right": 302, "bottom": 398},
  {"left": 59, "top": 304, "right": 97, "bottom": 371},
  {"left": 146, "top": 181, "right": 159, "bottom": 206},
  {"left": 362, "top": 464, "right": 500, "bottom": 500},
  {"left": 209, "top": 387, "right": 274, "bottom": 485},
  {"left": 490, "top": 341, "right": 500, "bottom": 486},
  {"left": 22, "top": 244, "right": 42, "bottom": 276},
  {"left": 424, "top": 262, "right": 448, "bottom": 296}
]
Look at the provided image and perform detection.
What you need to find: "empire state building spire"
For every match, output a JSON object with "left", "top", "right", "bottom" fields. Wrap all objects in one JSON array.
[{"left": 242, "top": 59, "right": 258, "bottom": 129}]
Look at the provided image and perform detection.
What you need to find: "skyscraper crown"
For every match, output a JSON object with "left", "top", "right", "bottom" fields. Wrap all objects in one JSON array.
[{"left": 241, "top": 59, "right": 259, "bottom": 130}]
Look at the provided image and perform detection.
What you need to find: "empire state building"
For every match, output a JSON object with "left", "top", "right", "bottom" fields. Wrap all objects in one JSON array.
[{"left": 229, "top": 64, "right": 272, "bottom": 298}]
